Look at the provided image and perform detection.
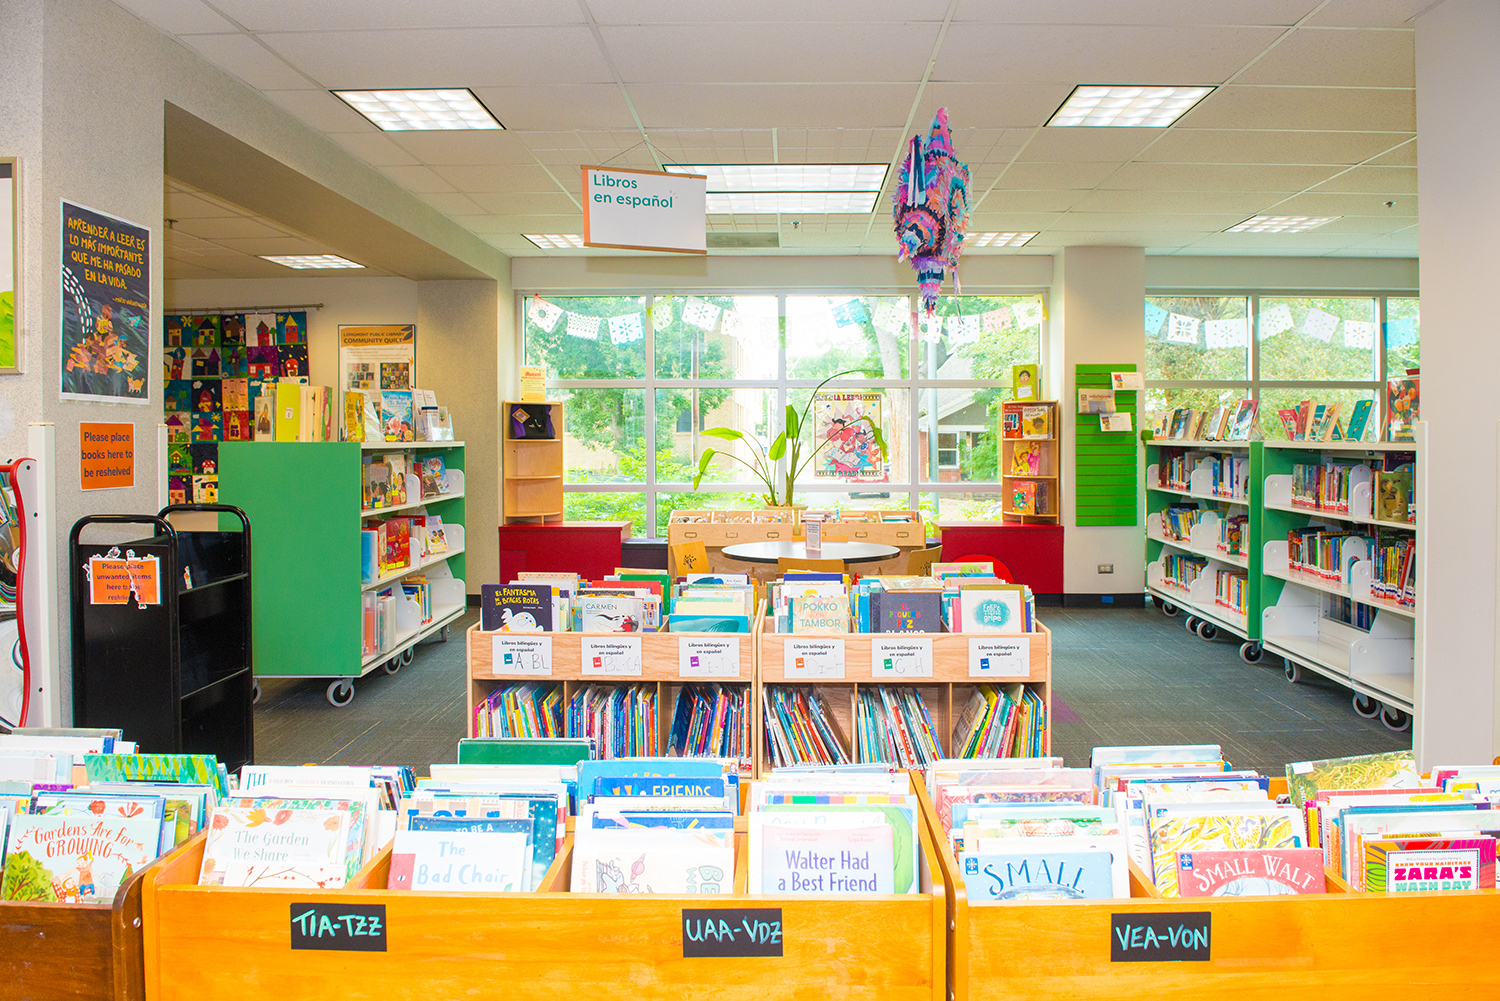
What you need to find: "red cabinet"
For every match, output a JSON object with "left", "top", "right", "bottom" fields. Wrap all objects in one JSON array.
[
  {"left": 935, "top": 521, "right": 1064, "bottom": 596},
  {"left": 498, "top": 521, "right": 633, "bottom": 583}
]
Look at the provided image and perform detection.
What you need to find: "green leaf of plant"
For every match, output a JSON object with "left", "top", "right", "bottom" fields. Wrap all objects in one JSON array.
[
  {"left": 691, "top": 448, "right": 716, "bottom": 490},
  {"left": 701, "top": 427, "right": 744, "bottom": 442},
  {"left": 869, "top": 423, "right": 888, "bottom": 457},
  {"left": 784, "top": 404, "right": 799, "bottom": 438},
  {"left": 767, "top": 431, "right": 786, "bottom": 461}
]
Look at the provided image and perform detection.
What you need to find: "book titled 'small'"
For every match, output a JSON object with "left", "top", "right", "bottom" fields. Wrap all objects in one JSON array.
[{"left": 1175, "top": 847, "right": 1326, "bottom": 897}]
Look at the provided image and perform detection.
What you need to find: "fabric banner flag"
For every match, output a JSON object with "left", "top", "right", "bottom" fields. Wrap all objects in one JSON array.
[
  {"left": 1014, "top": 297, "right": 1044, "bottom": 328},
  {"left": 1343, "top": 319, "right": 1376, "bottom": 349},
  {"left": 649, "top": 299, "right": 674, "bottom": 327},
  {"left": 1260, "top": 303, "right": 1294, "bottom": 337},
  {"left": 831, "top": 299, "right": 870, "bottom": 327},
  {"left": 529, "top": 296, "right": 563, "bottom": 332},
  {"left": 983, "top": 307, "right": 1013, "bottom": 333},
  {"left": 1144, "top": 300, "right": 1168, "bottom": 337},
  {"left": 1303, "top": 307, "right": 1339, "bottom": 343},
  {"left": 1203, "top": 317, "right": 1248, "bottom": 350},
  {"left": 873, "top": 301, "right": 906, "bottom": 333},
  {"left": 1165, "top": 313, "right": 1200, "bottom": 344},
  {"left": 951, "top": 314, "right": 982, "bottom": 344},
  {"left": 1386, "top": 317, "right": 1418, "bottom": 348},
  {"left": 719, "top": 309, "right": 746, "bottom": 338},
  {"left": 60, "top": 201, "right": 151, "bottom": 403},
  {"left": 566, "top": 312, "right": 601, "bottom": 340},
  {"left": 609, "top": 312, "right": 644, "bottom": 345},
  {"left": 682, "top": 296, "right": 722, "bottom": 330}
]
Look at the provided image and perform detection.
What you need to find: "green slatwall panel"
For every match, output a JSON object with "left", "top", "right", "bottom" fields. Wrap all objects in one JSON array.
[{"left": 1075, "top": 363, "right": 1138, "bottom": 526}]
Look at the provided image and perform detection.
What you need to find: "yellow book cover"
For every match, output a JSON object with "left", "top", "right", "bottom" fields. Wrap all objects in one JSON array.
[
  {"left": 345, "top": 391, "right": 365, "bottom": 443},
  {"left": 1020, "top": 405, "right": 1051, "bottom": 439},
  {"left": 274, "top": 382, "right": 302, "bottom": 442}
]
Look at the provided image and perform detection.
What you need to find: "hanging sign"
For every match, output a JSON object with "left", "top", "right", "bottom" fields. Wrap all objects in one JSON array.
[{"left": 582, "top": 166, "right": 706, "bottom": 255}]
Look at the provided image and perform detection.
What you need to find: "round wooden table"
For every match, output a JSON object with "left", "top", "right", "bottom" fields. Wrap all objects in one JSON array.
[{"left": 720, "top": 540, "right": 900, "bottom": 565}]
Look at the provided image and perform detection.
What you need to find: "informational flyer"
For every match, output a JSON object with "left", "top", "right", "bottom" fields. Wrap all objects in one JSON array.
[
  {"left": 813, "top": 391, "right": 883, "bottom": 479},
  {"left": 60, "top": 201, "right": 151, "bottom": 403},
  {"left": 339, "top": 324, "right": 415, "bottom": 396}
]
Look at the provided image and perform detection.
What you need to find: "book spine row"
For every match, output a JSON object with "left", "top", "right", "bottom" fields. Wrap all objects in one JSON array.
[
  {"left": 761, "top": 686, "right": 849, "bottom": 769},
  {"left": 668, "top": 684, "right": 751, "bottom": 761},
  {"left": 1327, "top": 594, "right": 1375, "bottom": 630},
  {"left": 1287, "top": 528, "right": 1371, "bottom": 582},
  {"left": 1209, "top": 453, "right": 1248, "bottom": 500},
  {"left": 569, "top": 684, "right": 658, "bottom": 759},
  {"left": 1290, "top": 462, "right": 1353, "bottom": 513},
  {"left": 1217, "top": 513, "right": 1247, "bottom": 555},
  {"left": 474, "top": 681, "right": 566, "bottom": 740},
  {"left": 1161, "top": 553, "right": 1209, "bottom": 589},
  {"left": 1161, "top": 450, "right": 1192, "bottom": 490},
  {"left": 1214, "top": 568, "right": 1249, "bottom": 614},
  {"left": 854, "top": 687, "right": 942, "bottom": 768},
  {"left": 1162, "top": 505, "right": 1204, "bottom": 541},
  {"left": 1371, "top": 534, "right": 1417, "bottom": 607}
]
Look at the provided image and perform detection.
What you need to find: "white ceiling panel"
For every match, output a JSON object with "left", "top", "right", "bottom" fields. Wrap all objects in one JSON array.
[
  {"left": 213, "top": 236, "right": 329, "bottom": 255},
  {"left": 1337, "top": 230, "right": 1420, "bottom": 253},
  {"left": 171, "top": 215, "right": 287, "bottom": 240},
  {"left": 628, "top": 84, "right": 917, "bottom": 129},
  {"left": 259, "top": 89, "right": 372, "bottom": 133},
  {"left": 1368, "top": 141, "right": 1416, "bottom": 166},
  {"left": 1177, "top": 85, "right": 1415, "bottom": 132},
  {"left": 604, "top": 22, "right": 939, "bottom": 83},
  {"left": 934, "top": 24, "right": 1284, "bottom": 83},
  {"left": 1046, "top": 212, "right": 1247, "bottom": 233},
  {"left": 180, "top": 33, "right": 313, "bottom": 89},
  {"left": 1036, "top": 231, "right": 1207, "bottom": 249},
  {"left": 257, "top": 27, "right": 615, "bottom": 88},
  {"left": 1310, "top": 165, "right": 1417, "bottom": 194},
  {"left": 989, "top": 161, "right": 1129, "bottom": 189},
  {"left": 1234, "top": 27, "right": 1416, "bottom": 88},
  {"left": 1303, "top": 214, "right": 1415, "bottom": 234},
  {"left": 587, "top": 0, "right": 951, "bottom": 23},
  {"left": 1013, "top": 129, "right": 1166, "bottom": 163},
  {"left": 974, "top": 189, "right": 1091, "bottom": 213},
  {"left": 1071, "top": 189, "right": 1300, "bottom": 214},
  {"left": 1271, "top": 191, "right": 1417, "bottom": 216},
  {"left": 472, "top": 85, "right": 638, "bottom": 131},
  {"left": 205, "top": 0, "right": 586, "bottom": 31},
  {"left": 1139, "top": 129, "right": 1411, "bottom": 165},
  {"left": 951, "top": 1, "right": 1323, "bottom": 26},
  {"left": 1304, "top": 0, "right": 1429, "bottom": 28},
  {"left": 467, "top": 192, "right": 581, "bottom": 215},
  {"left": 113, "top": 0, "right": 238, "bottom": 33},
  {"left": 375, "top": 164, "right": 456, "bottom": 193},
  {"left": 1182, "top": 232, "right": 1365, "bottom": 252},
  {"left": 164, "top": 191, "right": 239, "bottom": 219},
  {"left": 430, "top": 164, "right": 569, "bottom": 193},
  {"left": 920, "top": 83, "right": 1075, "bottom": 130},
  {"left": 1099, "top": 161, "right": 1342, "bottom": 191},
  {"left": 326, "top": 131, "right": 421, "bottom": 166},
  {"left": 415, "top": 192, "right": 488, "bottom": 216}
]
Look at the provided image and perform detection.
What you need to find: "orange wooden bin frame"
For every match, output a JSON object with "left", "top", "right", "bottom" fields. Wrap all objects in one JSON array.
[{"left": 141, "top": 772, "right": 947, "bottom": 1001}]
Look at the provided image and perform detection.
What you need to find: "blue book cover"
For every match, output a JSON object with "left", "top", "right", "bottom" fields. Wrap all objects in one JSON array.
[
  {"left": 408, "top": 815, "right": 532, "bottom": 836},
  {"left": 590, "top": 811, "right": 736, "bottom": 829},
  {"left": 667, "top": 613, "right": 749, "bottom": 633},
  {"left": 577, "top": 758, "right": 735, "bottom": 812},
  {"left": 960, "top": 849, "right": 1117, "bottom": 901},
  {"left": 592, "top": 775, "right": 727, "bottom": 801}
]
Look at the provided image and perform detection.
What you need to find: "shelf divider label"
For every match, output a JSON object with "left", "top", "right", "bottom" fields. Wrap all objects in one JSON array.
[
  {"left": 679, "top": 636, "right": 741, "bottom": 678},
  {"left": 581, "top": 635, "right": 644, "bottom": 676},
  {"left": 492, "top": 634, "right": 553, "bottom": 676},
  {"left": 968, "top": 637, "right": 1028, "bottom": 678},
  {"left": 784, "top": 637, "right": 845, "bottom": 679},
  {"left": 290, "top": 902, "right": 386, "bottom": 952},
  {"left": 870, "top": 635, "right": 933, "bottom": 678},
  {"left": 682, "top": 907, "right": 783, "bottom": 958}
]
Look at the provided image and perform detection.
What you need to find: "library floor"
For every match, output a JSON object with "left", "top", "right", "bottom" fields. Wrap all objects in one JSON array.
[{"left": 252, "top": 607, "right": 1410, "bottom": 773}]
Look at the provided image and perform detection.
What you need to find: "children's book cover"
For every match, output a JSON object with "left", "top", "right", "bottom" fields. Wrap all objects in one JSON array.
[
  {"left": 420, "top": 457, "right": 447, "bottom": 497},
  {"left": 959, "top": 587, "right": 1027, "bottom": 634},
  {"left": 389, "top": 830, "right": 531, "bottom": 892},
  {"left": 509, "top": 403, "right": 554, "bottom": 440},
  {"left": 876, "top": 590, "right": 943, "bottom": 633},
  {"left": 1011, "top": 364, "right": 1041, "bottom": 401},
  {"left": 1010, "top": 440, "right": 1040, "bottom": 476},
  {"left": 253, "top": 396, "right": 275, "bottom": 441},
  {"left": 1020, "top": 405, "right": 1052, "bottom": 438},
  {"left": 427, "top": 515, "right": 449, "bottom": 553},
  {"left": 383, "top": 390, "right": 414, "bottom": 442},
  {"left": 791, "top": 594, "right": 848, "bottom": 633},
  {"left": 221, "top": 796, "right": 368, "bottom": 882},
  {"left": 579, "top": 594, "right": 643, "bottom": 633},
  {"left": 1345, "top": 399, "right": 1374, "bottom": 442},
  {"left": 1000, "top": 403, "right": 1023, "bottom": 439},
  {"left": 1285, "top": 750, "right": 1419, "bottom": 808},
  {"left": 1227, "top": 400, "right": 1258, "bottom": 440},
  {"left": 481, "top": 584, "right": 554, "bottom": 632},
  {"left": 363, "top": 396, "right": 384, "bottom": 443},
  {"left": 381, "top": 519, "right": 411, "bottom": 572},
  {"left": 961, "top": 847, "right": 1117, "bottom": 902},
  {"left": 198, "top": 807, "right": 350, "bottom": 888},
  {"left": 1011, "top": 480, "right": 1038, "bottom": 515},
  {"left": 1385, "top": 375, "right": 1418, "bottom": 442},
  {"left": 1149, "top": 812, "right": 1304, "bottom": 896},
  {"left": 1363, "top": 837, "right": 1497, "bottom": 893},
  {"left": 761, "top": 822, "right": 894, "bottom": 894},
  {"left": 571, "top": 828, "right": 732, "bottom": 894},
  {"left": 1375, "top": 471, "right": 1411, "bottom": 523},
  {"left": 1175, "top": 847, "right": 1326, "bottom": 896},
  {"left": 344, "top": 391, "right": 364, "bottom": 443},
  {"left": 2, "top": 813, "right": 160, "bottom": 901}
]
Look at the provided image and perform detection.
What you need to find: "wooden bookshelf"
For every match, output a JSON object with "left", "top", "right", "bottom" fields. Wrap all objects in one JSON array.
[
  {"left": 141, "top": 774, "right": 948, "bottom": 1001},
  {"left": 757, "top": 623, "right": 1052, "bottom": 773},
  {"left": 999, "top": 401, "right": 1060, "bottom": 524},
  {"left": 667, "top": 509, "right": 926, "bottom": 575},
  {"left": 504, "top": 399, "right": 564, "bottom": 523}
]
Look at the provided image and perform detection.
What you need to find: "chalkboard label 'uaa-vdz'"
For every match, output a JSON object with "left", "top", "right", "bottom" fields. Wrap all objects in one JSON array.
[
  {"left": 682, "top": 907, "right": 783, "bottom": 957},
  {"left": 1110, "top": 912, "right": 1210, "bottom": 962},
  {"left": 290, "top": 902, "right": 387, "bottom": 952}
]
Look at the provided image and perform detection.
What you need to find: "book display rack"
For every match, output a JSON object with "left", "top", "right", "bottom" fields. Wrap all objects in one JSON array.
[
  {"left": 503, "top": 399, "right": 564, "bottom": 523},
  {"left": 668, "top": 509, "right": 926, "bottom": 573},
  {"left": 1144, "top": 439, "right": 1264, "bottom": 662},
  {"left": 999, "top": 401, "right": 1060, "bottom": 524},
  {"left": 218, "top": 441, "right": 467, "bottom": 707}
]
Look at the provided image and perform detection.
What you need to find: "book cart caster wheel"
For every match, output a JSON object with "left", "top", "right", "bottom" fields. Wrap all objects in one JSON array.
[
  {"left": 1184, "top": 615, "right": 1199, "bottom": 632},
  {"left": 1284, "top": 660, "right": 1302, "bottom": 684},
  {"left": 439, "top": 625, "right": 451, "bottom": 641},
  {"left": 382, "top": 658, "right": 401, "bottom": 676},
  {"left": 252, "top": 680, "right": 262, "bottom": 704},
  {"left": 1381, "top": 706, "right": 1412, "bottom": 732},
  {"left": 1161, "top": 602, "right": 1178, "bottom": 617},
  {"left": 1239, "top": 642, "right": 1263, "bottom": 664},
  {"left": 1196, "top": 621, "right": 1218, "bottom": 640},
  {"left": 1352, "top": 694, "right": 1381, "bottom": 718},
  {"left": 326, "top": 680, "right": 355, "bottom": 707},
  {"left": 399, "top": 646, "right": 416, "bottom": 668}
]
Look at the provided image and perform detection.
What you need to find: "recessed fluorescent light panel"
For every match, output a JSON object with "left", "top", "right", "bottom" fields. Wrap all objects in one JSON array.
[
  {"left": 259, "top": 254, "right": 364, "bottom": 269},
  {"left": 523, "top": 234, "right": 585, "bottom": 250},
  {"left": 1046, "top": 85, "right": 1213, "bottom": 128},
  {"left": 970, "top": 232, "right": 1038, "bottom": 248},
  {"left": 1225, "top": 215, "right": 1341, "bottom": 234},
  {"left": 333, "top": 88, "right": 502, "bottom": 131},
  {"left": 666, "top": 163, "right": 887, "bottom": 214}
]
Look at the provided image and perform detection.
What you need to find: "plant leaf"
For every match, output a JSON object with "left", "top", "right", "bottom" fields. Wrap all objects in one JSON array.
[
  {"left": 784, "top": 404, "right": 799, "bottom": 438},
  {"left": 767, "top": 431, "right": 786, "bottom": 461},
  {"left": 691, "top": 448, "right": 716, "bottom": 490},
  {"left": 869, "top": 423, "right": 888, "bottom": 457},
  {"left": 701, "top": 427, "right": 744, "bottom": 442}
]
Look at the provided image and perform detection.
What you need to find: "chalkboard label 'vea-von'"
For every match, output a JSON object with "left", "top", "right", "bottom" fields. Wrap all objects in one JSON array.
[
  {"left": 290, "top": 902, "right": 387, "bottom": 952},
  {"left": 682, "top": 907, "right": 783, "bottom": 957},
  {"left": 1110, "top": 912, "right": 1210, "bottom": 962}
]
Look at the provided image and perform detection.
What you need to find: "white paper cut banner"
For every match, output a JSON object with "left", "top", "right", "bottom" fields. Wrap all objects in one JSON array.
[
  {"left": 1343, "top": 319, "right": 1375, "bottom": 349},
  {"left": 529, "top": 298, "right": 563, "bottom": 332},
  {"left": 1014, "top": 299, "right": 1044, "bottom": 328},
  {"left": 566, "top": 312, "right": 601, "bottom": 341},
  {"left": 1260, "top": 304, "right": 1294, "bottom": 337},
  {"left": 1165, "top": 313, "right": 1200, "bottom": 344},
  {"left": 683, "top": 297, "right": 722, "bottom": 330},
  {"left": 1303, "top": 307, "right": 1339, "bottom": 343},
  {"left": 609, "top": 312, "right": 644, "bottom": 344},
  {"left": 1203, "top": 317, "right": 1248, "bottom": 350},
  {"left": 1144, "top": 301, "right": 1168, "bottom": 336}
]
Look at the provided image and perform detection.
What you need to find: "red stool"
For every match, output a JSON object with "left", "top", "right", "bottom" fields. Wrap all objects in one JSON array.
[{"left": 954, "top": 554, "right": 1013, "bottom": 583}]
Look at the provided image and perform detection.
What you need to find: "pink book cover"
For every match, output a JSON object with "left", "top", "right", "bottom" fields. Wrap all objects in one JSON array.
[{"left": 1175, "top": 847, "right": 1327, "bottom": 897}]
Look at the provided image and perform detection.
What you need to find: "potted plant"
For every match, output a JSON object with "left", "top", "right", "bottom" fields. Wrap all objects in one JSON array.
[{"left": 691, "top": 371, "right": 888, "bottom": 508}]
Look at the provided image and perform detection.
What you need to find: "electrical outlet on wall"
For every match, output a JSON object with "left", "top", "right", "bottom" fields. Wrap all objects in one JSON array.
[{"left": 1097, "top": 563, "right": 1114, "bottom": 574}]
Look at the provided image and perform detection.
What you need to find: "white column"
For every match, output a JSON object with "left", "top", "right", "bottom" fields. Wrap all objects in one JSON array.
[
  {"left": 1415, "top": 0, "right": 1500, "bottom": 765},
  {"left": 1050, "top": 246, "right": 1147, "bottom": 596}
]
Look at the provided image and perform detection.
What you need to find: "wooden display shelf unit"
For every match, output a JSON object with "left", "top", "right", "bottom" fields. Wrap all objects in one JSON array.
[
  {"left": 466, "top": 605, "right": 765, "bottom": 774},
  {"left": 999, "top": 401, "right": 1060, "bottom": 525},
  {"left": 667, "top": 508, "right": 926, "bottom": 574},
  {"left": 504, "top": 399, "right": 564, "bottom": 524},
  {"left": 142, "top": 774, "right": 947, "bottom": 1001},
  {"left": 757, "top": 622, "right": 1052, "bottom": 774}
]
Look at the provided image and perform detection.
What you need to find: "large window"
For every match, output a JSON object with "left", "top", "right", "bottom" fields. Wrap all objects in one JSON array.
[
  {"left": 522, "top": 293, "right": 1047, "bottom": 536},
  {"left": 1145, "top": 294, "right": 1418, "bottom": 440}
]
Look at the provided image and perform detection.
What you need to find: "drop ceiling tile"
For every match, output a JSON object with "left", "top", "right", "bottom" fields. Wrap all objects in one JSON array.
[
  {"left": 588, "top": 0, "right": 948, "bottom": 22},
  {"left": 1014, "top": 129, "right": 1165, "bottom": 163},
  {"left": 258, "top": 26, "right": 613, "bottom": 88},
  {"left": 972, "top": 189, "right": 1091, "bottom": 213},
  {"left": 180, "top": 34, "right": 313, "bottom": 89},
  {"left": 1234, "top": 27, "right": 1415, "bottom": 87},
  {"left": 1038, "top": 230, "right": 1206, "bottom": 249},
  {"left": 429, "top": 163, "right": 571, "bottom": 192},
  {"left": 206, "top": 0, "right": 585, "bottom": 30},
  {"left": 951, "top": 0, "right": 1322, "bottom": 25},
  {"left": 1177, "top": 85, "right": 1415, "bottom": 132},
  {"left": 1183, "top": 232, "right": 1364, "bottom": 252},
  {"left": 260, "top": 89, "right": 372, "bottom": 132},
  {"left": 416, "top": 191, "right": 488, "bottom": 215},
  {"left": 934, "top": 24, "right": 1283, "bottom": 83},
  {"left": 1309, "top": 165, "right": 1417, "bottom": 194},
  {"left": 326, "top": 131, "right": 421, "bottom": 166},
  {"left": 1270, "top": 192, "right": 1416, "bottom": 216},
  {"left": 1071, "top": 189, "right": 1300, "bottom": 215},
  {"left": 991, "top": 161, "right": 1127, "bottom": 189},
  {"left": 1367, "top": 140, "right": 1416, "bottom": 166},
  {"left": 470, "top": 85, "right": 637, "bottom": 131},
  {"left": 1303, "top": 214, "right": 1415, "bottom": 234},
  {"left": 164, "top": 260, "right": 230, "bottom": 280},
  {"left": 1305, "top": 0, "right": 1429, "bottom": 28},
  {"left": 163, "top": 190, "right": 241, "bottom": 219},
  {"left": 214, "top": 236, "right": 330, "bottom": 255},
  {"left": 1047, "top": 212, "right": 1247, "bottom": 232},
  {"left": 1337, "top": 230, "right": 1420, "bottom": 254},
  {"left": 467, "top": 191, "right": 581, "bottom": 215},
  {"left": 1138, "top": 129, "right": 1408, "bottom": 165},
  {"left": 959, "top": 212, "right": 1065, "bottom": 232},
  {"left": 375, "top": 164, "right": 457, "bottom": 193},
  {"left": 487, "top": 214, "right": 585, "bottom": 231},
  {"left": 920, "top": 83, "right": 1076, "bottom": 130},
  {"left": 171, "top": 215, "right": 288, "bottom": 240},
  {"left": 605, "top": 22, "right": 937, "bottom": 83},
  {"left": 629, "top": 84, "right": 917, "bottom": 129},
  {"left": 448, "top": 215, "right": 513, "bottom": 235},
  {"left": 112, "top": 0, "right": 239, "bottom": 33},
  {"left": 1099, "top": 162, "right": 1342, "bottom": 191}
]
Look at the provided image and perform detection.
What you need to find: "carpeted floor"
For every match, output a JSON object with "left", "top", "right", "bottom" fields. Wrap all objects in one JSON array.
[{"left": 252, "top": 606, "right": 1410, "bottom": 773}]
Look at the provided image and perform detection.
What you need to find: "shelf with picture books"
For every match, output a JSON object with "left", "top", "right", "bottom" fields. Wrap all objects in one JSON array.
[
  {"left": 1143, "top": 438, "right": 1263, "bottom": 653},
  {"left": 466, "top": 574, "right": 766, "bottom": 774},
  {"left": 758, "top": 567, "right": 1051, "bottom": 775},
  {"left": 1258, "top": 436, "right": 1420, "bottom": 725}
]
